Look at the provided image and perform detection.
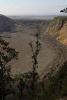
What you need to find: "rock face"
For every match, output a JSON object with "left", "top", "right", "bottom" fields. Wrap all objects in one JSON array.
[
  {"left": 44, "top": 16, "right": 67, "bottom": 44},
  {"left": 0, "top": 14, "right": 16, "bottom": 32}
]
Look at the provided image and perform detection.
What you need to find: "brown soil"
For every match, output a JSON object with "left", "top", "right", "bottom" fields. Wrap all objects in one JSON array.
[{"left": 0, "top": 32, "right": 66, "bottom": 77}]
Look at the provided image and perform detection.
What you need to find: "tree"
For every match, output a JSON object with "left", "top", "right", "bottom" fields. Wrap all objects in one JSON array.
[
  {"left": 16, "top": 74, "right": 26, "bottom": 100},
  {"left": 24, "top": 26, "right": 41, "bottom": 99},
  {"left": 29, "top": 25, "right": 41, "bottom": 90},
  {"left": 60, "top": 8, "right": 67, "bottom": 13},
  {"left": 17, "top": 26, "right": 41, "bottom": 100},
  {"left": 0, "top": 37, "right": 18, "bottom": 100}
]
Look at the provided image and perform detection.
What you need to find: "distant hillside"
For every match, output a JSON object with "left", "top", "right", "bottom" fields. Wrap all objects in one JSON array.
[
  {"left": 8, "top": 15, "right": 57, "bottom": 20},
  {"left": 0, "top": 14, "right": 52, "bottom": 33},
  {"left": 15, "top": 19, "right": 52, "bottom": 34},
  {"left": 0, "top": 14, "right": 16, "bottom": 32},
  {"left": 44, "top": 16, "right": 67, "bottom": 44}
]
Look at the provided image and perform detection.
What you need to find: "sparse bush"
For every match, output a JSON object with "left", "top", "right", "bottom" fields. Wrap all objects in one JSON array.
[{"left": 0, "top": 37, "right": 18, "bottom": 100}]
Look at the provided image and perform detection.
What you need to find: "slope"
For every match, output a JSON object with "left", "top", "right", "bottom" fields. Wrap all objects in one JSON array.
[
  {"left": 0, "top": 14, "right": 16, "bottom": 32},
  {"left": 44, "top": 16, "right": 67, "bottom": 44}
]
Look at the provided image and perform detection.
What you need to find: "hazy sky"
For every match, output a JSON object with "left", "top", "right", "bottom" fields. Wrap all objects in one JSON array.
[{"left": 0, "top": 0, "right": 67, "bottom": 15}]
